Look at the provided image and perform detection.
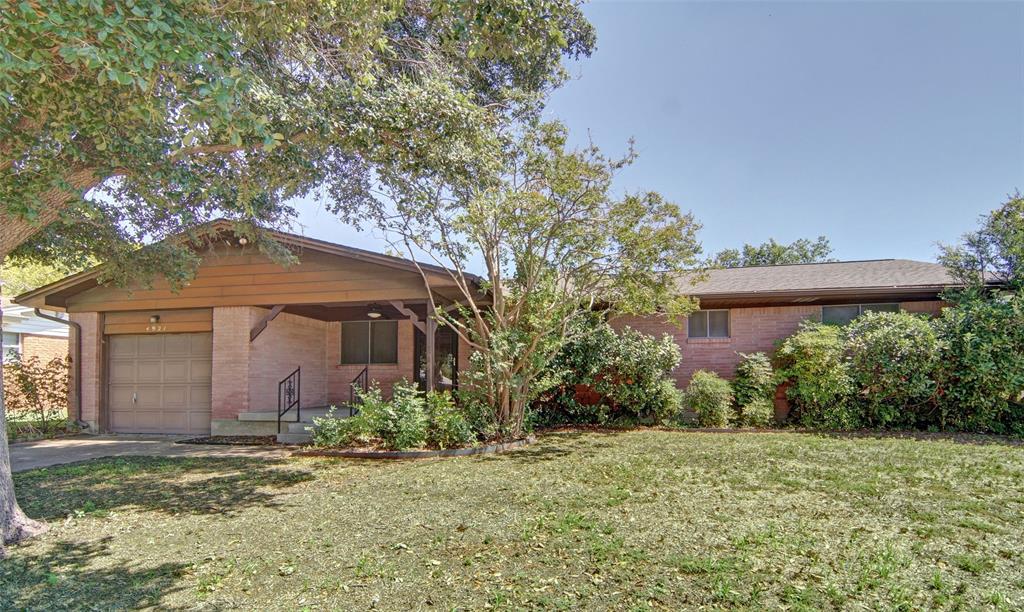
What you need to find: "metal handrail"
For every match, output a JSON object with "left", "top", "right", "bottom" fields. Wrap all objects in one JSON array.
[
  {"left": 348, "top": 366, "right": 368, "bottom": 416},
  {"left": 277, "top": 367, "right": 301, "bottom": 434}
]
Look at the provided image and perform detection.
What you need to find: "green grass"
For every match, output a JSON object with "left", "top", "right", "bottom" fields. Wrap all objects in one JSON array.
[{"left": 3, "top": 430, "right": 1024, "bottom": 610}]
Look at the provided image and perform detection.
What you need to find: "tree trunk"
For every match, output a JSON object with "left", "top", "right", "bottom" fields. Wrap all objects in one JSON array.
[
  {"left": 0, "top": 268, "right": 49, "bottom": 558},
  {"left": 0, "top": 166, "right": 104, "bottom": 255}
]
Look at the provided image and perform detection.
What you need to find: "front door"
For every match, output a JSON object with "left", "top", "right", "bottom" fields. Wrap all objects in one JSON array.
[{"left": 413, "top": 326, "right": 458, "bottom": 392}]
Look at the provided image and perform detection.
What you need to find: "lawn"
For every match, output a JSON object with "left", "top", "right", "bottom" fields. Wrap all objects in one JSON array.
[{"left": 3, "top": 431, "right": 1024, "bottom": 610}]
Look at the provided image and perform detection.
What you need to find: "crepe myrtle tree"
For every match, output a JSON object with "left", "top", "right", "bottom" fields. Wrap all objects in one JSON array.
[
  {"left": 349, "top": 121, "right": 702, "bottom": 437},
  {"left": 0, "top": 0, "right": 595, "bottom": 555}
]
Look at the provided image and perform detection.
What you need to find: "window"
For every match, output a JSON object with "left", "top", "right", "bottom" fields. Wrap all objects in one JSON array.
[
  {"left": 1, "top": 332, "right": 20, "bottom": 362},
  {"left": 688, "top": 310, "right": 730, "bottom": 338},
  {"left": 821, "top": 303, "right": 899, "bottom": 325},
  {"left": 341, "top": 320, "right": 398, "bottom": 364}
]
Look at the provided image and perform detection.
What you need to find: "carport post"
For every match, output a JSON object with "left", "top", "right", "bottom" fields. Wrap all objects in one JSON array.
[{"left": 425, "top": 311, "right": 437, "bottom": 392}]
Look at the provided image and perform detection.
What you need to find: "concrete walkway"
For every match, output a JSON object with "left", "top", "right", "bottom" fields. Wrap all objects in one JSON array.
[{"left": 9, "top": 434, "right": 291, "bottom": 472}]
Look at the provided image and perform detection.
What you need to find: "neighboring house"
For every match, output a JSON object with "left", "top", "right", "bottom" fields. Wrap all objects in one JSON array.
[
  {"left": 1, "top": 297, "right": 70, "bottom": 365},
  {"left": 15, "top": 222, "right": 959, "bottom": 439}
]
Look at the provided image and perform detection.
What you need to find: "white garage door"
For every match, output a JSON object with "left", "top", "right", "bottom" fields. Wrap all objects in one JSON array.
[{"left": 107, "top": 333, "right": 212, "bottom": 434}]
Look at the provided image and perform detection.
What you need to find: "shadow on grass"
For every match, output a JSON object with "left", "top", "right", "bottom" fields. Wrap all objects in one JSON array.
[
  {"left": 485, "top": 429, "right": 619, "bottom": 463},
  {"left": 14, "top": 456, "right": 315, "bottom": 520},
  {"left": 0, "top": 537, "right": 190, "bottom": 610}
]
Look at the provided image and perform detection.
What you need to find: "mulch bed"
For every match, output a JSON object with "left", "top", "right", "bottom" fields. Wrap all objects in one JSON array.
[
  {"left": 293, "top": 436, "right": 535, "bottom": 459},
  {"left": 175, "top": 435, "right": 279, "bottom": 446}
]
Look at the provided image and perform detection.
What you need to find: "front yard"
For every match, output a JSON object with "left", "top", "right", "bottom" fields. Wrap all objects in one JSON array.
[{"left": 3, "top": 430, "right": 1023, "bottom": 609}]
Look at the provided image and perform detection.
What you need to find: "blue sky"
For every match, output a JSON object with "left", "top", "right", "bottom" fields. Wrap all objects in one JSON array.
[{"left": 293, "top": 0, "right": 1024, "bottom": 264}]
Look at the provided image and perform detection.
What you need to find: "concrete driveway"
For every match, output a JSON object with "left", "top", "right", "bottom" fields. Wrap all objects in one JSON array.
[{"left": 9, "top": 434, "right": 291, "bottom": 472}]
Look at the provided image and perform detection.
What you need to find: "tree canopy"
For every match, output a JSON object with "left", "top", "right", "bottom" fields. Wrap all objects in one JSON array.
[
  {"left": 360, "top": 121, "right": 702, "bottom": 436},
  {"left": 711, "top": 236, "right": 835, "bottom": 268},
  {"left": 0, "top": 0, "right": 595, "bottom": 558},
  {"left": 0, "top": 258, "right": 91, "bottom": 296},
  {"left": 939, "top": 192, "right": 1024, "bottom": 293},
  {"left": 1, "top": 0, "right": 594, "bottom": 282}
]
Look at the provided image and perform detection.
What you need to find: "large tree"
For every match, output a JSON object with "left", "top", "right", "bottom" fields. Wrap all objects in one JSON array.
[
  {"left": 939, "top": 192, "right": 1024, "bottom": 293},
  {"left": 0, "top": 0, "right": 594, "bottom": 556},
  {"left": 712, "top": 236, "right": 835, "bottom": 268},
  {"left": 352, "top": 121, "right": 702, "bottom": 436}
]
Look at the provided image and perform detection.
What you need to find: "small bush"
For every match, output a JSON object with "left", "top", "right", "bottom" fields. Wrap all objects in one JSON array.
[
  {"left": 775, "top": 322, "right": 858, "bottom": 429},
  {"left": 3, "top": 353, "right": 71, "bottom": 439},
  {"left": 652, "top": 378, "right": 684, "bottom": 424},
  {"left": 732, "top": 352, "right": 775, "bottom": 406},
  {"left": 844, "top": 311, "right": 942, "bottom": 428},
  {"left": 312, "top": 406, "right": 370, "bottom": 448},
  {"left": 362, "top": 380, "right": 427, "bottom": 450},
  {"left": 685, "top": 370, "right": 733, "bottom": 428},
  {"left": 738, "top": 397, "right": 775, "bottom": 428},
  {"left": 315, "top": 383, "right": 481, "bottom": 450},
  {"left": 425, "top": 390, "right": 475, "bottom": 449}
]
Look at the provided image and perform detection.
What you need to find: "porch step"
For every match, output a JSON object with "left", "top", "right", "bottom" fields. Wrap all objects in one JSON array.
[
  {"left": 276, "top": 432, "right": 314, "bottom": 445},
  {"left": 237, "top": 406, "right": 334, "bottom": 422},
  {"left": 275, "top": 409, "right": 356, "bottom": 445}
]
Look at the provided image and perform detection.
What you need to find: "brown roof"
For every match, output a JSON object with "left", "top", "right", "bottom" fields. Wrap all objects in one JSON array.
[{"left": 680, "top": 259, "right": 958, "bottom": 297}]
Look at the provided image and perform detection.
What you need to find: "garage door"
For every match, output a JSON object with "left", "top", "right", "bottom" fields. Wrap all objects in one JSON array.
[{"left": 107, "top": 333, "right": 212, "bottom": 434}]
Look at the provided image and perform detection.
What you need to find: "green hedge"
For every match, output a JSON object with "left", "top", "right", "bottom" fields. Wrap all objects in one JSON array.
[{"left": 774, "top": 293, "right": 1024, "bottom": 434}]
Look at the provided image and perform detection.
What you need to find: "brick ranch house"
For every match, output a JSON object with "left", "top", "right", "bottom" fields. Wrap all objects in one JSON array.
[
  {"left": 15, "top": 222, "right": 956, "bottom": 439},
  {"left": 611, "top": 259, "right": 951, "bottom": 389}
]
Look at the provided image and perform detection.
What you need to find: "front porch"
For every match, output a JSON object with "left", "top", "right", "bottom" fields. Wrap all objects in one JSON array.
[{"left": 212, "top": 301, "right": 468, "bottom": 443}]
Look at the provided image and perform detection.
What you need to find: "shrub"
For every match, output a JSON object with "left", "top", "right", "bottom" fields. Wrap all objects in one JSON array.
[
  {"left": 843, "top": 311, "right": 943, "bottom": 428},
  {"left": 537, "top": 317, "right": 683, "bottom": 425},
  {"left": 933, "top": 292, "right": 1024, "bottom": 433},
  {"left": 363, "top": 380, "right": 427, "bottom": 450},
  {"left": 425, "top": 390, "right": 475, "bottom": 449},
  {"left": 685, "top": 370, "right": 733, "bottom": 428},
  {"left": 3, "top": 353, "right": 71, "bottom": 438},
  {"left": 315, "top": 383, "right": 481, "bottom": 450},
  {"left": 732, "top": 352, "right": 775, "bottom": 406},
  {"left": 652, "top": 378, "right": 684, "bottom": 424},
  {"left": 739, "top": 397, "right": 775, "bottom": 428},
  {"left": 312, "top": 406, "right": 370, "bottom": 448},
  {"left": 605, "top": 327, "right": 683, "bottom": 423},
  {"left": 775, "top": 322, "right": 858, "bottom": 429}
]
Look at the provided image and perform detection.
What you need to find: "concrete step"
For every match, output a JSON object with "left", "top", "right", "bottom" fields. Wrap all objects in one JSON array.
[
  {"left": 287, "top": 421, "right": 315, "bottom": 434},
  {"left": 237, "top": 406, "right": 334, "bottom": 423},
  {"left": 276, "top": 432, "right": 313, "bottom": 445}
]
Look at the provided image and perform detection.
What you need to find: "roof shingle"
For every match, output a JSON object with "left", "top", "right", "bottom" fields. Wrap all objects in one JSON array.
[{"left": 680, "top": 259, "right": 957, "bottom": 296}]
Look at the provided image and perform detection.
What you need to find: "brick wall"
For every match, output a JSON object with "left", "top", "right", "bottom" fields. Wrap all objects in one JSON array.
[
  {"left": 248, "top": 309, "right": 328, "bottom": 412},
  {"left": 211, "top": 306, "right": 252, "bottom": 420},
  {"left": 612, "top": 300, "right": 946, "bottom": 388},
  {"left": 21, "top": 334, "right": 69, "bottom": 364}
]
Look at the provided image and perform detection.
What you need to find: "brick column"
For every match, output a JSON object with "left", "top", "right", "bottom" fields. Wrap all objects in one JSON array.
[
  {"left": 212, "top": 307, "right": 252, "bottom": 421},
  {"left": 69, "top": 312, "right": 102, "bottom": 432}
]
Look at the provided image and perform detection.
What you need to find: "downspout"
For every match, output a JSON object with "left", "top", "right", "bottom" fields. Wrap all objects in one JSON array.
[{"left": 33, "top": 308, "right": 86, "bottom": 428}]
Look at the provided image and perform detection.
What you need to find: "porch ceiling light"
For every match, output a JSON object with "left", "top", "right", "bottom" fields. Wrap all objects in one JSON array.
[{"left": 367, "top": 305, "right": 383, "bottom": 319}]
